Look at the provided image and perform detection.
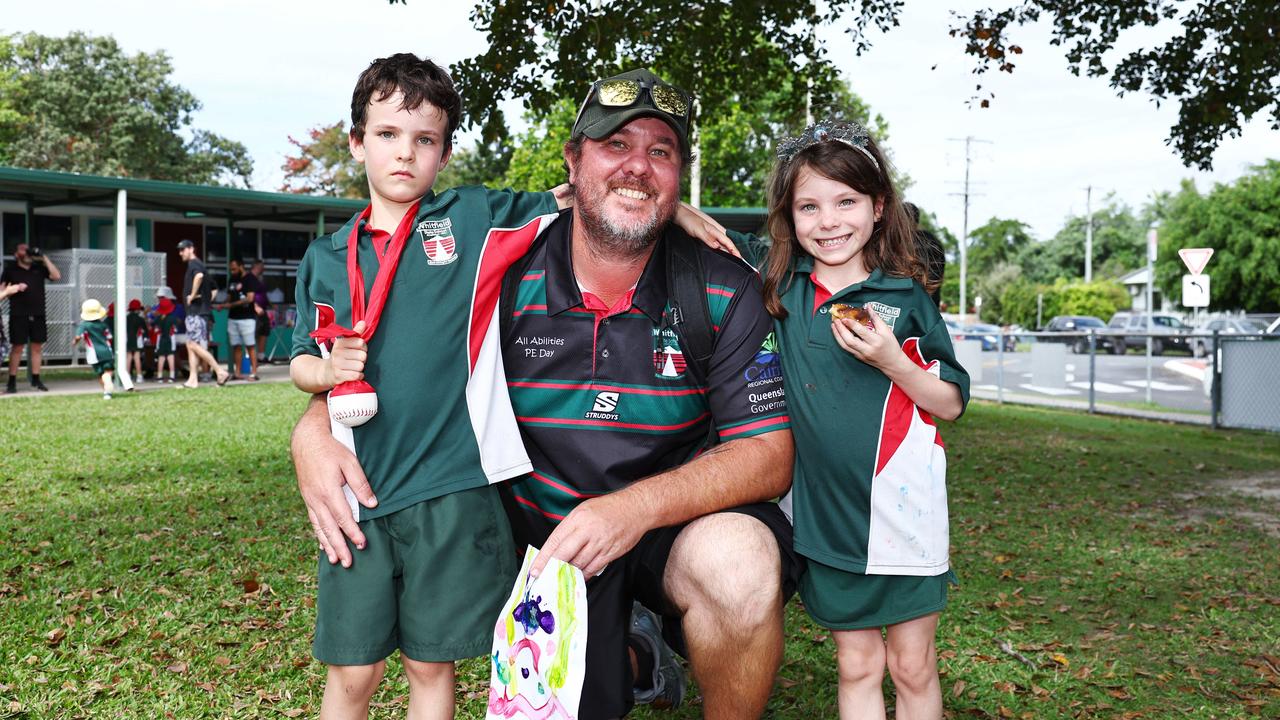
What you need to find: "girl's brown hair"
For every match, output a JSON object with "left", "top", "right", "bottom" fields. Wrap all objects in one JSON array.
[{"left": 762, "top": 131, "right": 928, "bottom": 319}]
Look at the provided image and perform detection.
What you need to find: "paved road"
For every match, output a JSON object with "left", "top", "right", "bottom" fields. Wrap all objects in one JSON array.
[{"left": 963, "top": 348, "right": 1210, "bottom": 414}]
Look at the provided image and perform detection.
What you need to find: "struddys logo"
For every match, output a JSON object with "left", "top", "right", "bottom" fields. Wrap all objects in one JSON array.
[
  {"left": 584, "top": 391, "right": 620, "bottom": 421},
  {"left": 652, "top": 326, "right": 687, "bottom": 379},
  {"left": 743, "top": 332, "right": 782, "bottom": 387},
  {"left": 418, "top": 218, "right": 458, "bottom": 265}
]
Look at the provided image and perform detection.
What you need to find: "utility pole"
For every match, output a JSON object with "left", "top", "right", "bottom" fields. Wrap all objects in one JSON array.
[
  {"left": 1084, "top": 185, "right": 1093, "bottom": 282},
  {"left": 948, "top": 136, "right": 991, "bottom": 322}
]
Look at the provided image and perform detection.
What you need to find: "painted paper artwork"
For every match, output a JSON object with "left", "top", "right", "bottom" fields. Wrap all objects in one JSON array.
[{"left": 487, "top": 546, "right": 587, "bottom": 720}]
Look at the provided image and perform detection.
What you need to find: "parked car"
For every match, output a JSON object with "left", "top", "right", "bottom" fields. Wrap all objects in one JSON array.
[
  {"left": 1040, "top": 315, "right": 1119, "bottom": 354},
  {"left": 958, "top": 323, "right": 1017, "bottom": 352},
  {"left": 1106, "top": 311, "right": 1193, "bottom": 355},
  {"left": 1190, "top": 317, "right": 1272, "bottom": 357}
]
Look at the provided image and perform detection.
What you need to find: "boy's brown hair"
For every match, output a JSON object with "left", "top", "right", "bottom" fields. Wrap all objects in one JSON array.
[
  {"left": 350, "top": 53, "right": 461, "bottom": 149},
  {"left": 762, "top": 132, "right": 928, "bottom": 319}
]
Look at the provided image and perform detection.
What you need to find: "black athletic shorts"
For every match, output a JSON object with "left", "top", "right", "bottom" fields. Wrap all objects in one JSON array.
[
  {"left": 549, "top": 502, "right": 803, "bottom": 720},
  {"left": 9, "top": 314, "right": 47, "bottom": 345},
  {"left": 255, "top": 313, "right": 270, "bottom": 338}
]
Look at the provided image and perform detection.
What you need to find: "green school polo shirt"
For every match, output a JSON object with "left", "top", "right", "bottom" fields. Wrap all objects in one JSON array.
[
  {"left": 75, "top": 319, "right": 114, "bottom": 365},
  {"left": 292, "top": 186, "right": 559, "bottom": 520},
  {"left": 731, "top": 231, "right": 970, "bottom": 575}
]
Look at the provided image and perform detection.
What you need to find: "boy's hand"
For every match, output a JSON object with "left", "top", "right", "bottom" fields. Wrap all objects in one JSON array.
[
  {"left": 832, "top": 308, "right": 907, "bottom": 372},
  {"left": 323, "top": 321, "right": 368, "bottom": 388},
  {"left": 675, "top": 203, "right": 738, "bottom": 257}
]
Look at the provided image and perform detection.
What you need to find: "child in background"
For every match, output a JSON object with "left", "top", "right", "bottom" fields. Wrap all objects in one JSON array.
[
  {"left": 723, "top": 121, "right": 970, "bottom": 719},
  {"left": 74, "top": 299, "right": 116, "bottom": 400},
  {"left": 153, "top": 297, "right": 178, "bottom": 383},
  {"left": 125, "top": 299, "right": 148, "bottom": 384}
]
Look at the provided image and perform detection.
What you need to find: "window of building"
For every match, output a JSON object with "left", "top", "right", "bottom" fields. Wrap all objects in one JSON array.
[{"left": 261, "top": 229, "right": 309, "bottom": 263}]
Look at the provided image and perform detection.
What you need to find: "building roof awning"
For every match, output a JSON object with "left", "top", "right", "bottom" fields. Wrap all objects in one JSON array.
[
  {"left": 0, "top": 166, "right": 366, "bottom": 226},
  {"left": 0, "top": 165, "right": 771, "bottom": 234}
]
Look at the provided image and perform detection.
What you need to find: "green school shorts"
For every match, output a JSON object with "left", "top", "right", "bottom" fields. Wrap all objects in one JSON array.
[
  {"left": 312, "top": 484, "right": 519, "bottom": 665},
  {"left": 800, "top": 560, "right": 958, "bottom": 630},
  {"left": 91, "top": 360, "right": 114, "bottom": 376}
]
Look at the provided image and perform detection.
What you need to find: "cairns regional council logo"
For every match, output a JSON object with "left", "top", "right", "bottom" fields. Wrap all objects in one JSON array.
[
  {"left": 743, "top": 332, "right": 782, "bottom": 387},
  {"left": 652, "top": 326, "right": 687, "bottom": 380},
  {"left": 418, "top": 218, "right": 458, "bottom": 265}
]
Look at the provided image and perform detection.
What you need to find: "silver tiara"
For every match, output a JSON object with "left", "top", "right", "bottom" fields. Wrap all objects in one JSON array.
[{"left": 776, "top": 120, "right": 880, "bottom": 171}]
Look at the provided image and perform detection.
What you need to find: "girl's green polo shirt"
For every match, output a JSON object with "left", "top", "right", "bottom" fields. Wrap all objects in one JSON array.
[
  {"left": 731, "top": 231, "right": 970, "bottom": 576},
  {"left": 292, "top": 186, "right": 558, "bottom": 520}
]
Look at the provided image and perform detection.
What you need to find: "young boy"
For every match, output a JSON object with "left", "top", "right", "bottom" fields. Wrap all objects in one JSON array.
[
  {"left": 289, "top": 53, "right": 566, "bottom": 718},
  {"left": 153, "top": 294, "right": 179, "bottom": 383},
  {"left": 73, "top": 299, "right": 115, "bottom": 399}
]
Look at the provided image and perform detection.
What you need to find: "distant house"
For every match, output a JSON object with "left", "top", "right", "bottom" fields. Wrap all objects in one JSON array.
[{"left": 1119, "top": 267, "right": 1174, "bottom": 313}]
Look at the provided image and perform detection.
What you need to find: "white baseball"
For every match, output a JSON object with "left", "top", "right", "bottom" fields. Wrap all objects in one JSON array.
[{"left": 328, "top": 390, "right": 378, "bottom": 427}]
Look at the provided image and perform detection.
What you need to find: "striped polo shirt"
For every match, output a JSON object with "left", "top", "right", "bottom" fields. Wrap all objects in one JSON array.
[
  {"left": 502, "top": 212, "right": 791, "bottom": 542},
  {"left": 292, "top": 186, "right": 559, "bottom": 520}
]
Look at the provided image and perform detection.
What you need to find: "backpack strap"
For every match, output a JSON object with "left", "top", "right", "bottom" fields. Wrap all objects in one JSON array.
[{"left": 663, "top": 228, "right": 715, "bottom": 386}]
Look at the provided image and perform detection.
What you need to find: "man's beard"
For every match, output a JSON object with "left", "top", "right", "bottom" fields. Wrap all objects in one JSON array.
[{"left": 574, "top": 180, "right": 676, "bottom": 259}]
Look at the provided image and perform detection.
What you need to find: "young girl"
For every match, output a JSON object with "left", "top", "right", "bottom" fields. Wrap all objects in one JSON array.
[
  {"left": 125, "top": 299, "right": 148, "bottom": 384},
  {"left": 153, "top": 296, "right": 179, "bottom": 383},
  {"left": 73, "top": 299, "right": 116, "bottom": 400},
  {"left": 716, "top": 121, "right": 969, "bottom": 718}
]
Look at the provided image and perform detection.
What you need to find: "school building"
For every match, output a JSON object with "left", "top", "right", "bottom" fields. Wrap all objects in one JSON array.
[{"left": 0, "top": 165, "right": 767, "bottom": 363}]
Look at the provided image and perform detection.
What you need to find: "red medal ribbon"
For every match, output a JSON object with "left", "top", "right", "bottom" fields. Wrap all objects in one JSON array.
[{"left": 310, "top": 202, "right": 420, "bottom": 344}]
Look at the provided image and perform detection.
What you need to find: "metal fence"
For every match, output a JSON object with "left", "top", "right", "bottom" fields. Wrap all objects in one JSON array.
[
  {"left": 1, "top": 249, "right": 167, "bottom": 363},
  {"left": 952, "top": 329, "right": 1280, "bottom": 432}
]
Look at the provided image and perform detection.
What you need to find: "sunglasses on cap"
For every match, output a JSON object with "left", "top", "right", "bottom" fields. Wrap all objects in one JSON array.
[{"left": 573, "top": 77, "right": 692, "bottom": 130}]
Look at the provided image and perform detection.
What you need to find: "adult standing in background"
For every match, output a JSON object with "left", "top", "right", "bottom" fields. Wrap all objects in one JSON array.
[
  {"left": 175, "top": 239, "right": 228, "bottom": 388},
  {"left": 2, "top": 243, "right": 61, "bottom": 394},
  {"left": 215, "top": 258, "right": 262, "bottom": 380}
]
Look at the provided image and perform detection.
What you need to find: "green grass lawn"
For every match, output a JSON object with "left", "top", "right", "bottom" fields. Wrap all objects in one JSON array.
[{"left": 2, "top": 384, "right": 1277, "bottom": 718}]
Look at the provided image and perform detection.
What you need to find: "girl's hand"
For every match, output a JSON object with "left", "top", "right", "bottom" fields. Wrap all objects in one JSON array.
[
  {"left": 832, "top": 307, "right": 906, "bottom": 371},
  {"left": 674, "top": 203, "right": 739, "bottom": 257}
]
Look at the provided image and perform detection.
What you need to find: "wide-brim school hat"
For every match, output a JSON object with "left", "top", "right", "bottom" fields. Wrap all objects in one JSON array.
[
  {"left": 570, "top": 69, "right": 692, "bottom": 154},
  {"left": 128, "top": 299, "right": 145, "bottom": 312},
  {"left": 156, "top": 286, "right": 177, "bottom": 300},
  {"left": 81, "top": 299, "right": 108, "bottom": 321}
]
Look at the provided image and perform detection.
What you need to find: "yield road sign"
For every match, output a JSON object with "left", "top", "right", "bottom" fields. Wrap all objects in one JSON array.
[
  {"left": 1178, "top": 248, "right": 1214, "bottom": 275},
  {"left": 1182, "top": 274, "right": 1210, "bottom": 307}
]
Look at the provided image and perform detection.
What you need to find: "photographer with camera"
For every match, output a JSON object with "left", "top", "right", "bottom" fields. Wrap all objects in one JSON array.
[{"left": 2, "top": 244, "right": 62, "bottom": 394}]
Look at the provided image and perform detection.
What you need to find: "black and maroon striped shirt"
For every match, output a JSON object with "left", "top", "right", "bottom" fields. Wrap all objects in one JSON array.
[{"left": 502, "top": 213, "right": 790, "bottom": 543}]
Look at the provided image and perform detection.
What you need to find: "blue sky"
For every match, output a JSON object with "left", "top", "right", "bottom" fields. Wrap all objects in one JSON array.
[{"left": 7, "top": 0, "right": 1279, "bottom": 246}]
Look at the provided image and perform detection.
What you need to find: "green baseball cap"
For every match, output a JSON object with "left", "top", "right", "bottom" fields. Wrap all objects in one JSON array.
[{"left": 570, "top": 69, "right": 692, "bottom": 154}]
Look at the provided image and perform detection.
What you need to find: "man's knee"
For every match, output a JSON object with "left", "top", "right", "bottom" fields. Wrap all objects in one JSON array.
[
  {"left": 327, "top": 660, "right": 386, "bottom": 700},
  {"left": 666, "top": 513, "right": 782, "bottom": 627}
]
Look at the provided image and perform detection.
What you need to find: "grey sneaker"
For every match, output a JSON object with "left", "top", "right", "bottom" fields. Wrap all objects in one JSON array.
[{"left": 630, "top": 602, "right": 685, "bottom": 709}]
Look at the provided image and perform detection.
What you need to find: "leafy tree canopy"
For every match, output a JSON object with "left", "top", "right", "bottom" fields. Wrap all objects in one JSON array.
[
  {"left": 400, "top": 1, "right": 1274, "bottom": 170},
  {"left": 1155, "top": 162, "right": 1280, "bottom": 312},
  {"left": 1019, "top": 196, "right": 1145, "bottom": 284},
  {"left": 280, "top": 121, "right": 368, "bottom": 198},
  {"left": 954, "top": 0, "right": 1279, "bottom": 170},
  {"left": 0, "top": 31, "right": 252, "bottom": 186},
  {"left": 967, "top": 217, "right": 1035, "bottom": 279}
]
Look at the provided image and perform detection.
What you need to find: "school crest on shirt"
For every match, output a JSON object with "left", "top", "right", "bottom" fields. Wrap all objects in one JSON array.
[
  {"left": 418, "top": 219, "right": 458, "bottom": 265},
  {"left": 652, "top": 326, "right": 687, "bottom": 380},
  {"left": 864, "top": 301, "right": 901, "bottom": 331}
]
